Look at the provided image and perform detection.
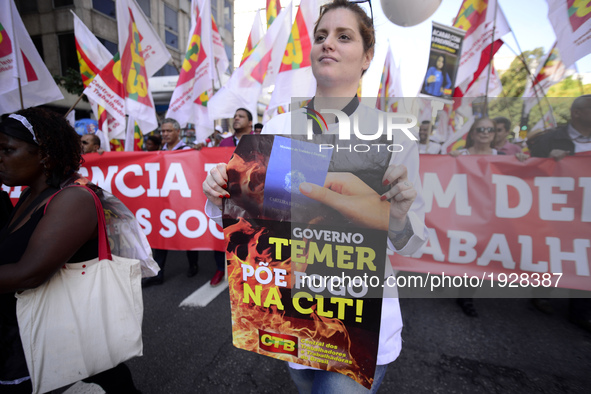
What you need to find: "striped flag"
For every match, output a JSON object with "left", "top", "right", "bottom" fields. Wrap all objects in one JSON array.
[
  {"left": 72, "top": 11, "right": 117, "bottom": 150},
  {"left": 211, "top": 12, "right": 230, "bottom": 81},
  {"left": 209, "top": 1, "right": 293, "bottom": 121},
  {"left": 376, "top": 45, "right": 403, "bottom": 112},
  {"left": 83, "top": 54, "right": 127, "bottom": 139},
  {"left": 266, "top": 0, "right": 282, "bottom": 27},
  {"left": 453, "top": 0, "right": 510, "bottom": 89},
  {"left": 240, "top": 10, "right": 264, "bottom": 66},
  {"left": 166, "top": 0, "right": 213, "bottom": 126},
  {"left": 125, "top": 116, "right": 144, "bottom": 151},
  {"left": 547, "top": 0, "right": 591, "bottom": 67},
  {"left": 267, "top": 0, "right": 318, "bottom": 117},
  {"left": 117, "top": 0, "right": 170, "bottom": 133},
  {"left": 72, "top": 12, "right": 112, "bottom": 88}
]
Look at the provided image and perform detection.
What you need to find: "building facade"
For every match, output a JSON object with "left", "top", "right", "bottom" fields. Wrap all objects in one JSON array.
[{"left": 16, "top": 0, "right": 234, "bottom": 113}]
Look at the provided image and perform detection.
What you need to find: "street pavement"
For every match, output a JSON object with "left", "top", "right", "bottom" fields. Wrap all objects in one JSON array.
[{"left": 64, "top": 251, "right": 591, "bottom": 394}]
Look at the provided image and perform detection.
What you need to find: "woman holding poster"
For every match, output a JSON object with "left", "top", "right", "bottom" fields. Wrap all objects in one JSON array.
[
  {"left": 423, "top": 54, "right": 452, "bottom": 97},
  {"left": 203, "top": 0, "right": 427, "bottom": 392}
]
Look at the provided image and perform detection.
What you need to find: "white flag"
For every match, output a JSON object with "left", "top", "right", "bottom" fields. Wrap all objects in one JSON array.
[
  {"left": 239, "top": 10, "right": 265, "bottom": 66},
  {"left": 208, "top": 2, "right": 293, "bottom": 121},
  {"left": 267, "top": 0, "right": 318, "bottom": 116},
  {"left": 0, "top": 0, "right": 63, "bottom": 115},
  {"left": 166, "top": 0, "right": 214, "bottom": 129},
  {"left": 453, "top": 0, "right": 511, "bottom": 86},
  {"left": 0, "top": 0, "right": 26, "bottom": 96},
  {"left": 376, "top": 44, "right": 403, "bottom": 112},
  {"left": 547, "top": 0, "right": 591, "bottom": 67},
  {"left": 211, "top": 10, "right": 230, "bottom": 85},
  {"left": 460, "top": 65, "right": 503, "bottom": 97},
  {"left": 117, "top": 0, "right": 171, "bottom": 133}
]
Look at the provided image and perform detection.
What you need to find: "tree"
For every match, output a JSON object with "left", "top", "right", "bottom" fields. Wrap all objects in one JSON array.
[
  {"left": 499, "top": 47, "right": 545, "bottom": 98},
  {"left": 53, "top": 68, "right": 87, "bottom": 102}
]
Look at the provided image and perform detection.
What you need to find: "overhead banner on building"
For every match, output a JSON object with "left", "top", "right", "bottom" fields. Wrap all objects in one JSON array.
[{"left": 421, "top": 22, "right": 465, "bottom": 99}]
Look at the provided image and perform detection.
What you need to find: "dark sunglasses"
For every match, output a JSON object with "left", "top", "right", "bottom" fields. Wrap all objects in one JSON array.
[
  {"left": 349, "top": 0, "right": 374, "bottom": 26},
  {"left": 475, "top": 127, "right": 495, "bottom": 134}
]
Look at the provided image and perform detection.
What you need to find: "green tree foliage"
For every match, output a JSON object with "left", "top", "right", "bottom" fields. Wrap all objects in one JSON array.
[
  {"left": 499, "top": 47, "right": 545, "bottom": 98},
  {"left": 489, "top": 48, "right": 590, "bottom": 135},
  {"left": 488, "top": 48, "right": 544, "bottom": 136},
  {"left": 53, "top": 68, "right": 87, "bottom": 102}
]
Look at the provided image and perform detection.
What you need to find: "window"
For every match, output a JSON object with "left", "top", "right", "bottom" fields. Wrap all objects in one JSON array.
[
  {"left": 165, "top": 31, "right": 178, "bottom": 49},
  {"left": 223, "top": 0, "right": 232, "bottom": 32},
  {"left": 224, "top": 43, "right": 233, "bottom": 72},
  {"left": 164, "top": 4, "right": 178, "bottom": 49},
  {"left": 58, "top": 33, "right": 78, "bottom": 75},
  {"left": 137, "top": 0, "right": 151, "bottom": 19},
  {"left": 92, "top": 0, "right": 116, "bottom": 18},
  {"left": 15, "top": 0, "right": 38, "bottom": 14},
  {"left": 53, "top": 0, "right": 74, "bottom": 8},
  {"left": 31, "top": 36, "right": 44, "bottom": 62},
  {"left": 97, "top": 37, "right": 118, "bottom": 56},
  {"left": 154, "top": 64, "right": 179, "bottom": 77},
  {"left": 211, "top": 0, "right": 218, "bottom": 22}
]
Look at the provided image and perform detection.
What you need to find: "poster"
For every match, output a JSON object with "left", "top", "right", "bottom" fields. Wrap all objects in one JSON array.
[
  {"left": 222, "top": 135, "right": 391, "bottom": 389},
  {"left": 421, "top": 22, "right": 465, "bottom": 98}
]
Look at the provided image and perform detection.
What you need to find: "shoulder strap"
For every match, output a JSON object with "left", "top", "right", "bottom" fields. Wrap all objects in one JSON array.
[
  {"left": 44, "top": 185, "right": 112, "bottom": 260},
  {"left": 5, "top": 187, "right": 58, "bottom": 234}
]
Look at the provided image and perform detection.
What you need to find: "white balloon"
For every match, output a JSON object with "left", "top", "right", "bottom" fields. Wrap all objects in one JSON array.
[{"left": 380, "top": 0, "right": 442, "bottom": 27}]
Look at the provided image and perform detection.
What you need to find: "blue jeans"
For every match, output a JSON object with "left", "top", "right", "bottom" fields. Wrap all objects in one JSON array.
[{"left": 288, "top": 363, "right": 388, "bottom": 394}]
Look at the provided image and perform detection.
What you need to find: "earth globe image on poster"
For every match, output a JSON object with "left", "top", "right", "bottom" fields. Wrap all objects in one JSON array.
[{"left": 284, "top": 170, "right": 306, "bottom": 194}]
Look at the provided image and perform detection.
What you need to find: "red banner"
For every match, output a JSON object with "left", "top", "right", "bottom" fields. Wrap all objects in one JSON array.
[
  {"left": 391, "top": 155, "right": 591, "bottom": 291},
  {"left": 4, "top": 149, "right": 233, "bottom": 251},
  {"left": 3, "top": 152, "right": 588, "bottom": 290},
  {"left": 81, "top": 149, "right": 233, "bottom": 250}
]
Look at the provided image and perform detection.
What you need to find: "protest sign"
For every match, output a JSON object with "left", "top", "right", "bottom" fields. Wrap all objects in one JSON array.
[
  {"left": 393, "top": 155, "right": 591, "bottom": 293},
  {"left": 421, "top": 22, "right": 465, "bottom": 99},
  {"left": 222, "top": 135, "right": 391, "bottom": 389}
]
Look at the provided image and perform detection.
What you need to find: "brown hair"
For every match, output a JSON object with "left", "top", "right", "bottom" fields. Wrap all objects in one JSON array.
[{"left": 314, "top": 0, "right": 375, "bottom": 64}]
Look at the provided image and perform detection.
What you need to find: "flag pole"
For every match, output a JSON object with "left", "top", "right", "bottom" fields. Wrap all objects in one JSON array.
[
  {"left": 64, "top": 92, "right": 85, "bottom": 118},
  {"left": 506, "top": 27, "right": 555, "bottom": 122},
  {"left": 484, "top": 0, "right": 498, "bottom": 109},
  {"left": 9, "top": 1, "right": 24, "bottom": 109},
  {"left": 575, "top": 63, "right": 585, "bottom": 95}
]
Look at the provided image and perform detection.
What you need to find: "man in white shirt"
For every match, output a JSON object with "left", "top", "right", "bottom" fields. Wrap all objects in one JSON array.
[
  {"left": 418, "top": 121, "right": 441, "bottom": 154},
  {"left": 161, "top": 118, "right": 190, "bottom": 151},
  {"left": 143, "top": 118, "right": 200, "bottom": 287}
]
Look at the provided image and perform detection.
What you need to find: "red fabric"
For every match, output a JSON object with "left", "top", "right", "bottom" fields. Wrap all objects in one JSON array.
[
  {"left": 8, "top": 152, "right": 589, "bottom": 290},
  {"left": 391, "top": 155, "right": 591, "bottom": 291}
]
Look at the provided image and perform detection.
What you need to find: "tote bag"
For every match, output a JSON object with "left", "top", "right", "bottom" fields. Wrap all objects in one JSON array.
[{"left": 15, "top": 186, "right": 143, "bottom": 394}]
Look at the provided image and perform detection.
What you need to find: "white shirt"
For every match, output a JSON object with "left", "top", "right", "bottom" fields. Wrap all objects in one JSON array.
[
  {"left": 418, "top": 140, "right": 442, "bottom": 154},
  {"left": 568, "top": 124, "right": 591, "bottom": 153}
]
